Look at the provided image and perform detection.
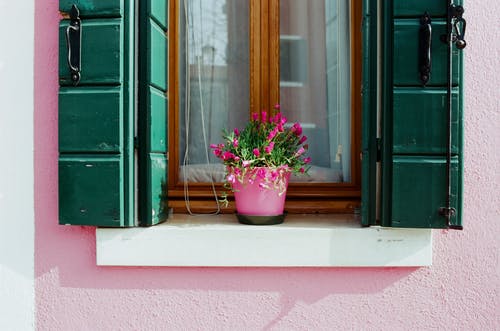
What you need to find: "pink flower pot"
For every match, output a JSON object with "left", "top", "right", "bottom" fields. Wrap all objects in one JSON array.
[{"left": 231, "top": 168, "right": 290, "bottom": 224}]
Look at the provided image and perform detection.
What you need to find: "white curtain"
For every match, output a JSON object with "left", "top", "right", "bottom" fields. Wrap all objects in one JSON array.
[
  {"left": 280, "top": 0, "right": 351, "bottom": 183},
  {"left": 179, "top": 0, "right": 249, "bottom": 183}
]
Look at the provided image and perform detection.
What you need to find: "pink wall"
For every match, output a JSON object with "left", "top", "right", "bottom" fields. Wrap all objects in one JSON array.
[{"left": 35, "top": 1, "right": 499, "bottom": 330}]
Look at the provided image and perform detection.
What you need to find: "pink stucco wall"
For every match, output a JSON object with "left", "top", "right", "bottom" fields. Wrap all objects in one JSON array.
[{"left": 35, "top": 0, "right": 499, "bottom": 330}]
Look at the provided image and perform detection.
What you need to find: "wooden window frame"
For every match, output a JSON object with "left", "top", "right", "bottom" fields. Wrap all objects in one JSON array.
[{"left": 167, "top": 0, "right": 362, "bottom": 213}]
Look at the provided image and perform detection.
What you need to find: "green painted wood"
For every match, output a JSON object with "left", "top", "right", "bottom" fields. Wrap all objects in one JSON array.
[
  {"left": 148, "top": 86, "right": 168, "bottom": 152},
  {"left": 144, "top": 154, "right": 169, "bottom": 224},
  {"left": 361, "top": 0, "right": 379, "bottom": 226},
  {"left": 60, "top": 0, "right": 123, "bottom": 17},
  {"left": 58, "top": 0, "right": 135, "bottom": 227},
  {"left": 378, "top": 0, "right": 464, "bottom": 229},
  {"left": 59, "top": 87, "right": 122, "bottom": 153},
  {"left": 393, "top": 19, "right": 460, "bottom": 86},
  {"left": 393, "top": 87, "right": 459, "bottom": 154},
  {"left": 149, "top": 0, "right": 168, "bottom": 29},
  {"left": 59, "top": 19, "right": 123, "bottom": 86},
  {"left": 394, "top": 0, "right": 463, "bottom": 17},
  {"left": 389, "top": 156, "right": 459, "bottom": 228},
  {"left": 59, "top": 156, "right": 124, "bottom": 226},
  {"left": 149, "top": 19, "right": 168, "bottom": 91},
  {"left": 138, "top": 0, "right": 169, "bottom": 226}
]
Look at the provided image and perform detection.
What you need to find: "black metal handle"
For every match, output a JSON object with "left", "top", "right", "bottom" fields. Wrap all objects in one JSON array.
[
  {"left": 419, "top": 12, "right": 432, "bottom": 86},
  {"left": 65, "top": 4, "right": 81, "bottom": 85}
]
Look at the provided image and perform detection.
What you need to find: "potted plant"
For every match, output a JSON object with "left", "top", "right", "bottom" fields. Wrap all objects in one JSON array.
[{"left": 210, "top": 104, "right": 311, "bottom": 225}]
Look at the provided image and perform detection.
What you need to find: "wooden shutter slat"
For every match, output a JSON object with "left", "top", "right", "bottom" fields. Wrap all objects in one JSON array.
[
  {"left": 59, "top": 19, "right": 123, "bottom": 86},
  {"left": 393, "top": 87, "right": 460, "bottom": 155},
  {"left": 59, "top": 87, "right": 122, "bottom": 153},
  {"left": 59, "top": 0, "right": 123, "bottom": 17},
  {"left": 391, "top": 156, "right": 460, "bottom": 228},
  {"left": 393, "top": 19, "right": 460, "bottom": 86},
  {"left": 59, "top": 156, "right": 124, "bottom": 226}
]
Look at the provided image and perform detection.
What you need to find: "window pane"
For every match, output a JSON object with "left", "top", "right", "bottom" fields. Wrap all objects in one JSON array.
[
  {"left": 280, "top": 0, "right": 351, "bottom": 183},
  {"left": 179, "top": 0, "right": 249, "bottom": 183}
]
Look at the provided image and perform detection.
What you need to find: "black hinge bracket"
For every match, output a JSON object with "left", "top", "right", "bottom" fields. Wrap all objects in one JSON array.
[
  {"left": 439, "top": 207, "right": 463, "bottom": 230},
  {"left": 65, "top": 4, "right": 82, "bottom": 85}
]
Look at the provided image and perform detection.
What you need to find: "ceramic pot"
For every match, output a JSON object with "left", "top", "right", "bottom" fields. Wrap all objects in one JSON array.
[{"left": 231, "top": 167, "right": 290, "bottom": 225}]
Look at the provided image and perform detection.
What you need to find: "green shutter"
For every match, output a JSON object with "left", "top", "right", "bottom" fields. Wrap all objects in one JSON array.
[
  {"left": 58, "top": 0, "right": 135, "bottom": 226},
  {"left": 361, "top": 0, "right": 379, "bottom": 226},
  {"left": 138, "top": 0, "right": 169, "bottom": 226},
  {"left": 362, "top": 0, "right": 464, "bottom": 229}
]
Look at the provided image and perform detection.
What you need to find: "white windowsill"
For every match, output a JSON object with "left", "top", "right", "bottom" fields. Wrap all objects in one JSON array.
[{"left": 96, "top": 214, "right": 432, "bottom": 267}]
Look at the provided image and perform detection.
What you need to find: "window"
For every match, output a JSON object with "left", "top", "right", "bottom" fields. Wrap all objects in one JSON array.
[
  {"left": 168, "top": 0, "right": 363, "bottom": 214},
  {"left": 58, "top": 0, "right": 464, "bottom": 230}
]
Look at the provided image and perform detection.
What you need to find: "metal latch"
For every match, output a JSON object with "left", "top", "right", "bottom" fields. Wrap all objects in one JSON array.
[{"left": 441, "top": 5, "right": 467, "bottom": 50}]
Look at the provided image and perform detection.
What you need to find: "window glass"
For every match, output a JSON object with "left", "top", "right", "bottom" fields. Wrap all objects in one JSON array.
[
  {"left": 178, "top": 0, "right": 351, "bottom": 184},
  {"left": 179, "top": 0, "right": 249, "bottom": 183},
  {"left": 280, "top": 0, "right": 351, "bottom": 183}
]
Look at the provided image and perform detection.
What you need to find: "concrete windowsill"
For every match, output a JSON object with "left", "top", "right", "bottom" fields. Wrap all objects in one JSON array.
[{"left": 96, "top": 214, "right": 432, "bottom": 267}]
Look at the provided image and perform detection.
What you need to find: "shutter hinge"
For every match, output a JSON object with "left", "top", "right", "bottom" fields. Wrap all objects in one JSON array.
[{"left": 439, "top": 207, "right": 463, "bottom": 230}]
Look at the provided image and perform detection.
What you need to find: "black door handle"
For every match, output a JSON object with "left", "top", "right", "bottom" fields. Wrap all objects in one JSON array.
[
  {"left": 419, "top": 12, "right": 432, "bottom": 86},
  {"left": 65, "top": 4, "right": 81, "bottom": 85}
]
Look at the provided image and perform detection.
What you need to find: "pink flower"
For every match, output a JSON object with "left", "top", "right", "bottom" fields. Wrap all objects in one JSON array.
[
  {"left": 232, "top": 138, "right": 239, "bottom": 147},
  {"left": 267, "top": 127, "right": 278, "bottom": 141},
  {"left": 303, "top": 157, "right": 311, "bottom": 164},
  {"left": 292, "top": 122, "right": 303, "bottom": 136},
  {"left": 261, "top": 111, "right": 268, "bottom": 123},
  {"left": 209, "top": 144, "right": 218, "bottom": 149},
  {"left": 227, "top": 174, "right": 236, "bottom": 183},
  {"left": 252, "top": 112, "right": 259, "bottom": 121},
  {"left": 274, "top": 104, "right": 281, "bottom": 110},
  {"left": 299, "top": 167, "right": 305, "bottom": 173},
  {"left": 234, "top": 128, "right": 240, "bottom": 136},
  {"left": 257, "top": 168, "right": 267, "bottom": 179},
  {"left": 213, "top": 149, "right": 222, "bottom": 157},
  {"left": 270, "top": 170, "right": 278, "bottom": 181},
  {"left": 222, "top": 151, "right": 235, "bottom": 160},
  {"left": 299, "top": 135, "right": 307, "bottom": 144},
  {"left": 242, "top": 160, "right": 251, "bottom": 167},
  {"left": 273, "top": 112, "right": 282, "bottom": 124},
  {"left": 295, "top": 147, "right": 305, "bottom": 157},
  {"left": 253, "top": 148, "right": 260, "bottom": 157},
  {"left": 265, "top": 142, "right": 275, "bottom": 154},
  {"left": 234, "top": 167, "right": 241, "bottom": 175}
]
